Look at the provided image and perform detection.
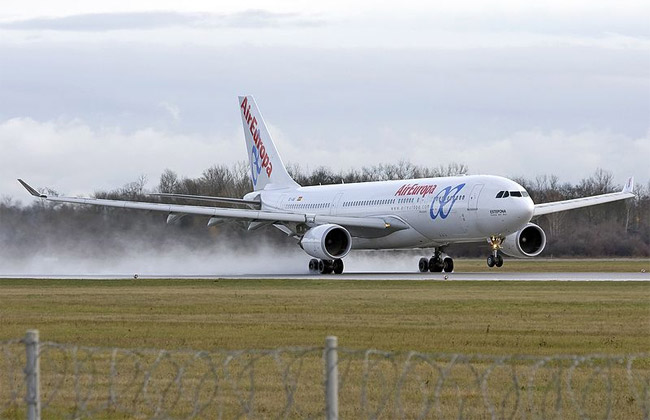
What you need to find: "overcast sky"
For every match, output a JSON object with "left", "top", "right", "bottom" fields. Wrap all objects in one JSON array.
[{"left": 1, "top": 0, "right": 648, "bottom": 201}]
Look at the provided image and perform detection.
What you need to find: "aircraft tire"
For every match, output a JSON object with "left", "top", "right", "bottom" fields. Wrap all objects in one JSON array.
[
  {"left": 442, "top": 257, "right": 454, "bottom": 273},
  {"left": 309, "top": 259, "right": 319, "bottom": 272},
  {"left": 418, "top": 257, "right": 429, "bottom": 272},
  {"left": 320, "top": 259, "right": 334, "bottom": 274},
  {"left": 495, "top": 254, "right": 504, "bottom": 267},
  {"left": 429, "top": 257, "right": 443, "bottom": 272},
  {"left": 487, "top": 255, "right": 496, "bottom": 267},
  {"left": 333, "top": 259, "right": 344, "bottom": 274}
]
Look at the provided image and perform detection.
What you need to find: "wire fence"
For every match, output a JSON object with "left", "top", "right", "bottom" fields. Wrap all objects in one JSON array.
[{"left": 1, "top": 331, "right": 648, "bottom": 419}]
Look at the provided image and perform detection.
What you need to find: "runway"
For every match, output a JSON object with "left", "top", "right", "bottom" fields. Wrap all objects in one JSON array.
[{"left": 2, "top": 272, "right": 649, "bottom": 281}]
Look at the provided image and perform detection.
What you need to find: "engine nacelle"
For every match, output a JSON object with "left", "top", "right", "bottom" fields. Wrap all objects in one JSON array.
[
  {"left": 501, "top": 223, "right": 546, "bottom": 258},
  {"left": 299, "top": 224, "right": 352, "bottom": 260}
]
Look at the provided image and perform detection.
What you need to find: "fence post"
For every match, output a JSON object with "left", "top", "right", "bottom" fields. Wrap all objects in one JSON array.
[
  {"left": 325, "top": 336, "right": 339, "bottom": 420},
  {"left": 24, "top": 330, "right": 40, "bottom": 420}
]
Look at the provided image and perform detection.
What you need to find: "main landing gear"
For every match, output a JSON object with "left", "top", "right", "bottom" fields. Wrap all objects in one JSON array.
[
  {"left": 309, "top": 258, "right": 344, "bottom": 275},
  {"left": 487, "top": 236, "right": 504, "bottom": 268},
  {"left": 418, "top": 248, "right": 454, "bottom": 273}
]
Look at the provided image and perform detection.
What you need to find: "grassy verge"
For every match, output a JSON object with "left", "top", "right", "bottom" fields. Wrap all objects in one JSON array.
[
  {"left": 449, "top": 258, "right": 649, "bottom": 272},
  {"left": 0, "top": 278, "right": 648, "bottom": 354},
  {"left": 1, "top": 278, "right": 648, "bottom": 418}
]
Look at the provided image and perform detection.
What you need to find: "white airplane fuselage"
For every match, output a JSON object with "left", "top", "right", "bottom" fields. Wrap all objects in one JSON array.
[{"left": 254, "top": 174, "right": 534, "bottom": 250}]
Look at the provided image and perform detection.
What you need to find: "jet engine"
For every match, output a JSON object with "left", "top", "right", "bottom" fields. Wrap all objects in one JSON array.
[
  {"left": 299, "top": 224, "right": 352, "bottom": 260},
  {"left": 501, "top": 223, "right": 546, "bottom": 258}
]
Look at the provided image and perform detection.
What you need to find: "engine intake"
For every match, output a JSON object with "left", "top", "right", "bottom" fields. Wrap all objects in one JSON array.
[
  {"left": 300, "top": 224, "right": 352, "bottom": 260},
  {"left": 501, "top": 223, "right": 546, "bottom": 258}
]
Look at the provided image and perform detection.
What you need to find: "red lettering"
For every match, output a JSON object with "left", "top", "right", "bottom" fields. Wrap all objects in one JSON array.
[
  {"left": 395, "top": 183, "right": 438, "bottom": 197},
  {"left": 240, "top": 97, "right": 273, "bottom": 179},
  {"left": 253, "top": 129, "right": 261, "bottom": 147}
]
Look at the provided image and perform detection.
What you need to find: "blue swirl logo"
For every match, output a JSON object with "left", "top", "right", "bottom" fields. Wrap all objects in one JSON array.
[
  {"left": 250, "top": 145, "right": 262, "bottom": 186},
  {"left": 430, "top": 183, "right": 466, "bottom": 220}
]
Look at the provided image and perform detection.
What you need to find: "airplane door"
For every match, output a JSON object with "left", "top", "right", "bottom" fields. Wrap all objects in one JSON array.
[
  {"left": 467, "top": 184, "right": 484, "bottom": 211},
  {"left": 330, "top": 193, "right": 344, "bottom": 215}
]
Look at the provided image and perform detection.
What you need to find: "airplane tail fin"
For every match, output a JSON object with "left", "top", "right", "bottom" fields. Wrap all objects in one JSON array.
[{"left": 238, "top": 96, "right": 299, "bottom": 191}]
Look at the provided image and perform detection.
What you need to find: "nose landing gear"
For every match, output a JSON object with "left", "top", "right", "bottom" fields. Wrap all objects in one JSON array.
[
  {"left": 487, "top": 236, "right": 504, "bottom": 268},
  {"left": 309, "top": 258, "right": 344, "bottom": 274}
]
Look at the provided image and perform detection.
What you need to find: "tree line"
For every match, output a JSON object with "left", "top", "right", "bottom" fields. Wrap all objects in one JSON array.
[{"left": 1, "top": 162, "right": 648, "bottom": 262}]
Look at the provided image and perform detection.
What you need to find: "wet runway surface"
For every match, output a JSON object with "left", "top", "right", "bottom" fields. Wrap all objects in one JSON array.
[{"left": 2, "top": 272, "right": 649, "bottom": 281}]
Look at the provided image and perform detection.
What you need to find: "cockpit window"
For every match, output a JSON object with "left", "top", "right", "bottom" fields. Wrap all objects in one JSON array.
[
  {"left": 495, "top": 191, "right": 504, "bottom": 198},
  {"left": 503, "top": 191, "right": 509, "bottom": 198},
  {"left": 522, "top": 191, "right": 529, "bottom": 197},
  {"left": 510, "top": 191, "right": 522, "bottom": 197}
]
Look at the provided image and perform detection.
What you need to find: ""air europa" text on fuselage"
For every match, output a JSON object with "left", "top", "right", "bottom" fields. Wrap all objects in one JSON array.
[{"left": 395, "top": 184, "right": 437, "bottom": 197}]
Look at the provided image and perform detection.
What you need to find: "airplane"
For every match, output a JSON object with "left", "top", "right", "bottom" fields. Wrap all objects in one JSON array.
[{"left": 19, "top": 95, "right": 635, "bottom": 274}]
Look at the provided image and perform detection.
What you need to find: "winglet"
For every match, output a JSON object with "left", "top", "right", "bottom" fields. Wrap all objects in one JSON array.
[
  {"left": 17, "top": 179, "right": 46, "bottom": 198},
  {"left": 622, "top": 177, "right": 634, "bottom": 194}
]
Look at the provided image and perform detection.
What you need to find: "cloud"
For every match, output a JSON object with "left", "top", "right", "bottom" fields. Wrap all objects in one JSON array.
[
  {"left": 158, "top": 102, "right": 180, "bottom": 122},
  {"left": 279, "top": 125, "right": 649, "bottom": 187},
  {"left": 0, "top": 10, "right": 324, "bottom": 32},
  {"left": 0, "top": 117, "right": 244, "bottom": 200},
  {"left": 3, "top": 117, "right": 646, "bottom": 204}
]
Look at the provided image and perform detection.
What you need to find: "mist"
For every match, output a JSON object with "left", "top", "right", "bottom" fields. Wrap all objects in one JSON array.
[{"left": 0, "top": 236, "right": 421, "bottom": 277}]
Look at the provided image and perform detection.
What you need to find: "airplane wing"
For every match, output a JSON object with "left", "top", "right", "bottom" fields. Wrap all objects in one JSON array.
[
  {"left": 148, "top": 193, "right": 261, "bottom": 208},
  {"left": 17, "top": 179, "right": 408, "bottom": 232},
  {"left": 533, "top": 177, "right": 635, "bottom": 217}
]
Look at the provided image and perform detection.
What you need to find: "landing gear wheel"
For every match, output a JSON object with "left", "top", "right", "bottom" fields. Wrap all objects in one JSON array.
[
  {"left": 308, "top": 259, "right": 319, "bottom": 272},
  {"left": 442, "top": 257, "right": 454, "bottom": 273},
  {"left": 487, "top": 236, "right": 504, "bottom": 269},
  {"left": 487, "top": 255, "right": 496, "bottom": 268},
  {"left": 495, "top": 254, "right": 504, "bottom": 268},
  {"left": 333, "top": 259, "right": 344, "bottom": 274},
  {"left": 319, "top": 260, "right": 334, "bottom": 274},
  {"left": 429, "top": 257, "right": 443, "bottom": 273},
  {"left": 418, "top": 257, "right": 429, "bottom": 273}
]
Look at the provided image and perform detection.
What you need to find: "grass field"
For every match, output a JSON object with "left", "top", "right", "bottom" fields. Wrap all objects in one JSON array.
[
  {"left": 444, "top": 257, "right": 649, "bottom": 272},
  {"left": 1, "top": 262, "right": 649, "bottom": 418},
  {"left": 1, "top": 275, "right": 648, "bottom": 353}
]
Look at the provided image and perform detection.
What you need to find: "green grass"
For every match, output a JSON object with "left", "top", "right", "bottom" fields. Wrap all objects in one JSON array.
[
  {"left": 0, "top": 278, "right": 648, "bottom": 354},
  {"left": 1, "top": 276, "right": 648, "bottom": 418},
  {"left": 451, "top": 257, "right": 649, "bottom": 272}
]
